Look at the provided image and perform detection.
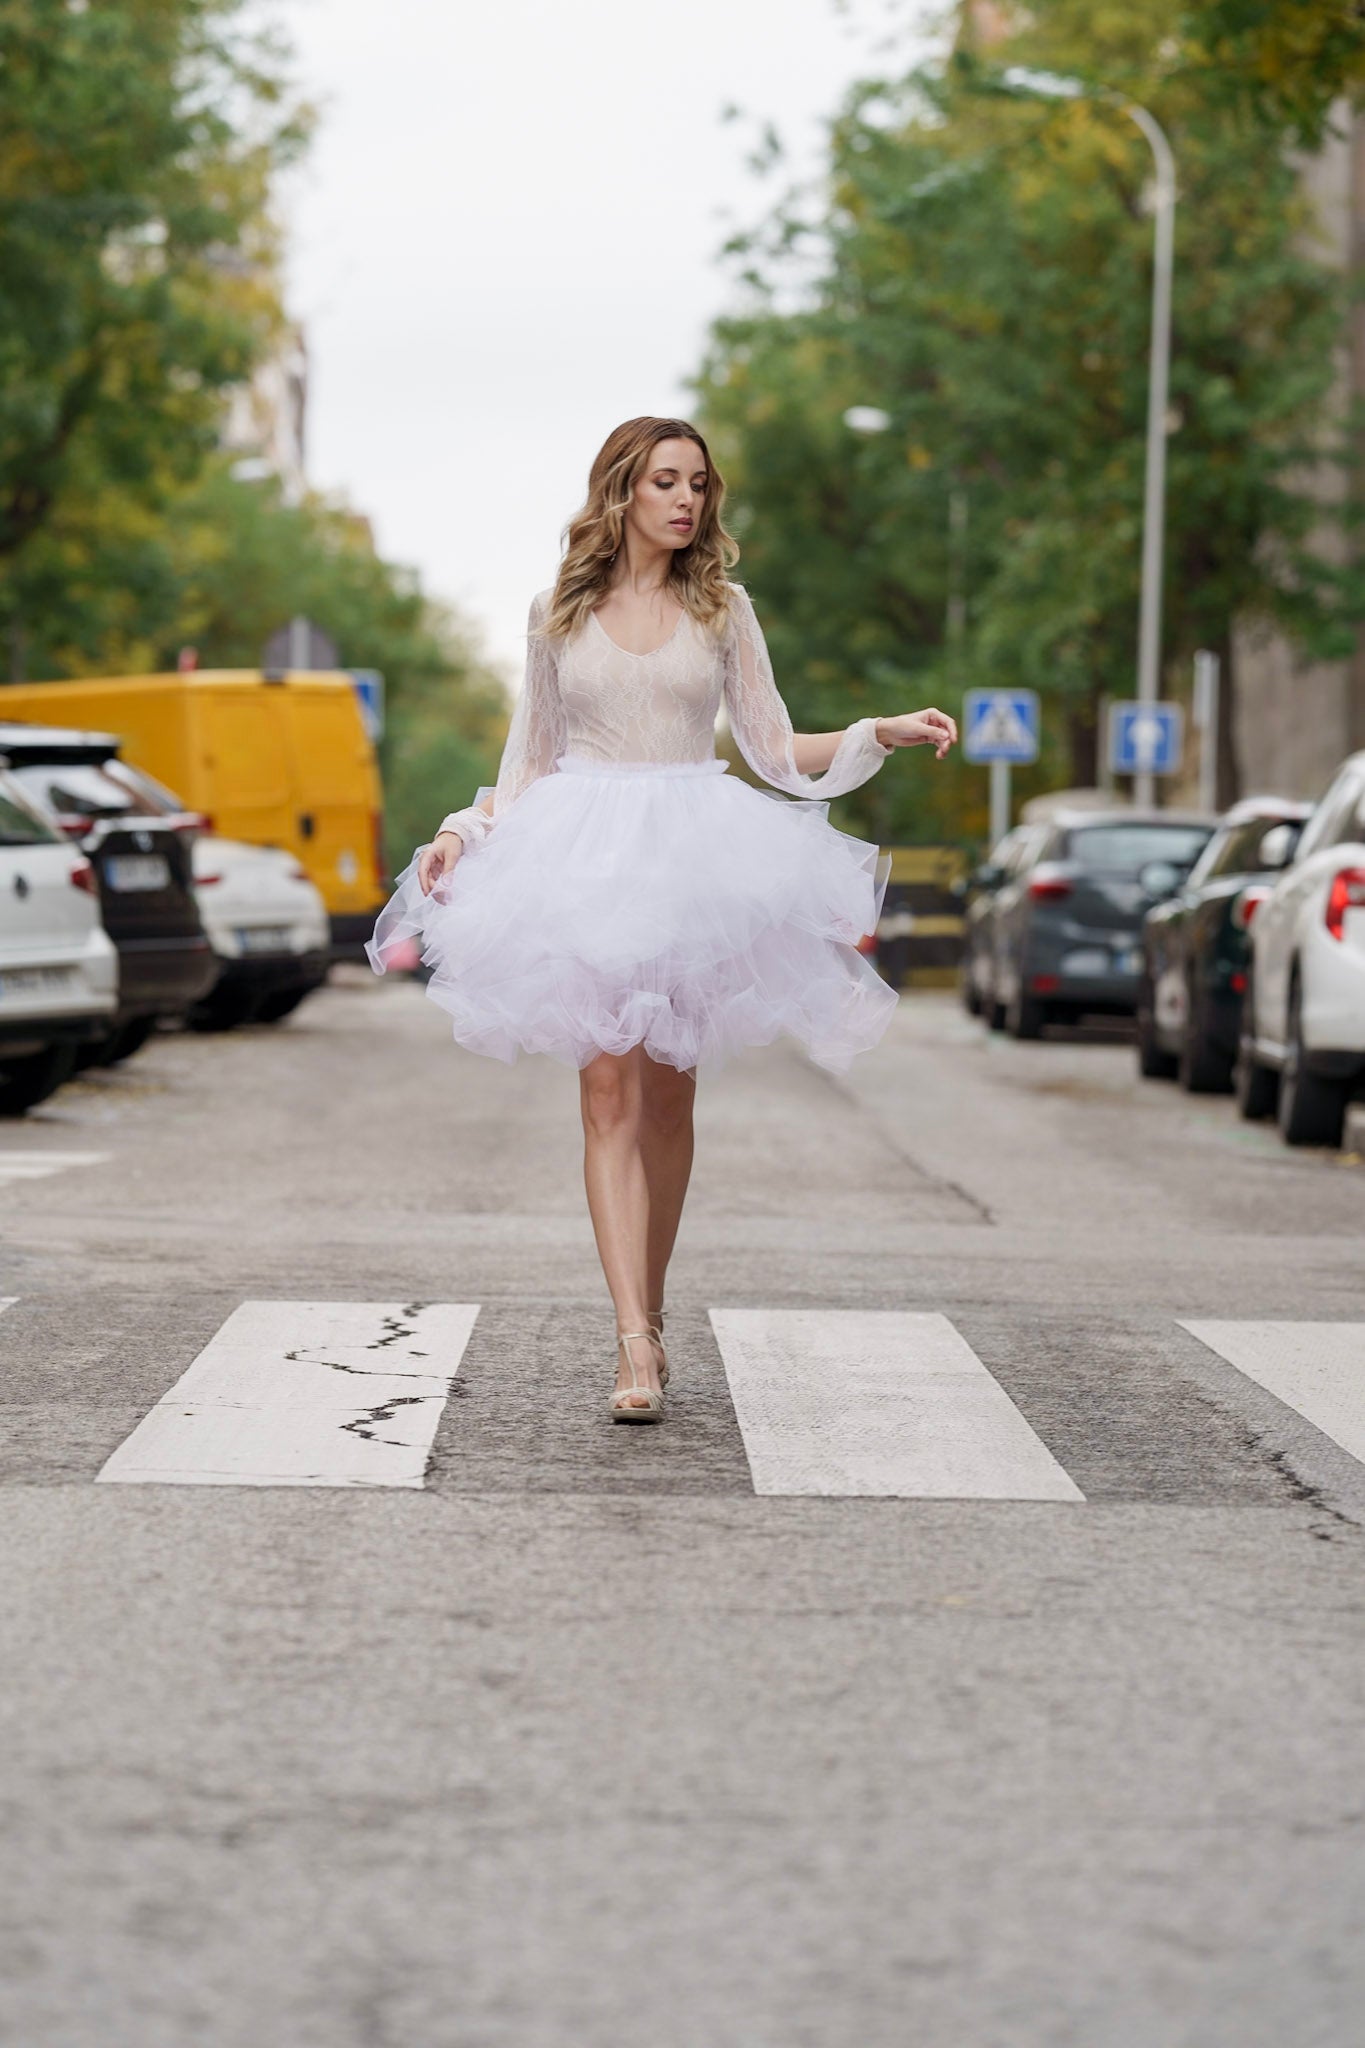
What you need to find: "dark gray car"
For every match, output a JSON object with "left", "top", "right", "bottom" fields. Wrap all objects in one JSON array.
[{"left": 991, "top": 808, "right": 1217, "bottom": 1038}]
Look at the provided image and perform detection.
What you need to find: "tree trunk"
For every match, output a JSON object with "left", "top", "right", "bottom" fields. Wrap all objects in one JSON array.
[{"left": 1067, "top": 696, "right": 1099, "bottom": 788}]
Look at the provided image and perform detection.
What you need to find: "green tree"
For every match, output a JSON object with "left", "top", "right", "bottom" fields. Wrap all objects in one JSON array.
[
  {"left": 0, "top": 0, "right": 307, "bottom": 665},
  {"left": 692, "top": 0, "right": 1351, "bottom": 836},
  {"left": 1180, "top": 0, "right": 1365, "bottom": 139}
]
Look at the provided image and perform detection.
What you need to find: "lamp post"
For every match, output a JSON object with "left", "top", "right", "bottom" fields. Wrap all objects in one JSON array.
[{"left": 1002, "top": 68, "right": 1176, "bottom": 807}]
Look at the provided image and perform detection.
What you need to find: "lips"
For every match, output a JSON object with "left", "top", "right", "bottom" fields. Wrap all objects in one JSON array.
[{"left": 670, "top": 521, "right": 693, "bottom": 531}]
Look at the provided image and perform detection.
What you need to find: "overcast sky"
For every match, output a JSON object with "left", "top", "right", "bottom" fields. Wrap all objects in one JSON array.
[{"left": 279, "top": 0, "right": 930, "bottom": 678}]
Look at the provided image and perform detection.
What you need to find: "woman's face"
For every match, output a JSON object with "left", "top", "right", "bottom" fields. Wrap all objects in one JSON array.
[{"left": 624, "top": 437, "right": 709, "bottom": 554}]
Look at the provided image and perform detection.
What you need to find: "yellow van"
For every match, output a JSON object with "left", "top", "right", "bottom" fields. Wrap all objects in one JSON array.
[{"left": 0, "top": 671, "right": 386, "bottom": 956}]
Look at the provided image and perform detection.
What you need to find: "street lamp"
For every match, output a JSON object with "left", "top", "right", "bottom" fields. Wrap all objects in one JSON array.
[{"left": 1002, "top": 67, "right": 1176, "bottom": 807}]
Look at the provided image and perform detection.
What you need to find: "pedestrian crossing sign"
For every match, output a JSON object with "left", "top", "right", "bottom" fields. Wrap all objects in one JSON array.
[{"left": 963, "top": 689, "right": 1040, "bottom": 765}]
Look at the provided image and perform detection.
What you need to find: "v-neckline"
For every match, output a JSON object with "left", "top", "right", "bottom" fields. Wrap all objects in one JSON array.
[{"left": 589, "top": 606, "right": 687, "bottom": 660}]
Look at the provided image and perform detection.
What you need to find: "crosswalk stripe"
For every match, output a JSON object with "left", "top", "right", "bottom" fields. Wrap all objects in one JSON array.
[
  {"left": 0, "top": 1150, "right": 110, "bottom": 1184},
  {"left": 1181, "top": 1321, "right": 1365, "bottom": 1467},
  {"left": 96, "top": 1300, "right": 479, "bottom": 1489},
  {"left": 709, "top": 1308, "right": 1085, "bottom": 1500}
]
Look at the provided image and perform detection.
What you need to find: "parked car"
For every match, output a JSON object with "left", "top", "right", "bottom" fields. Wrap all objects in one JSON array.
[
  {"left": 991, "top": 807, "right": 1217, "bottom": 1038},
  {"left": 1236, "top": 751, "right": 1365, "bottom": 1147},
  {"left": 0, "top": 758, "right": 119, "bottom": 1113},
  {"left": 0, "top": 724, "right": 218, "bottom": 1065},
  {"left": 104, "top": 759, "right": 332, "bottom": 1029},
  {"left": 959, "top": 824, "right": 1047, "bottom": 1027},
  {"left": 1136, "top": 797, "right": 1312, "bottom": 1091}
]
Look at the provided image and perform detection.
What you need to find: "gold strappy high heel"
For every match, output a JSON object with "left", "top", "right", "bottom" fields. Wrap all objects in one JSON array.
[
  {"left": 611, "top": 1330, "right": 665, "bottom": 1422},
  {"left": 647, "top": 1306, "right": 669, "bottom": 1388}
]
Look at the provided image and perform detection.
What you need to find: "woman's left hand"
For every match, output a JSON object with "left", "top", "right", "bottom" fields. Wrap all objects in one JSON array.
[{"left": 876, "top": 709, "right": 958, "bottom": 761}]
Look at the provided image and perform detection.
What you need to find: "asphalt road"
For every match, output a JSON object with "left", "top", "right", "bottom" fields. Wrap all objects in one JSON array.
[{"left": 2, "top": 969, "right": 1363, "bottom": 2047}]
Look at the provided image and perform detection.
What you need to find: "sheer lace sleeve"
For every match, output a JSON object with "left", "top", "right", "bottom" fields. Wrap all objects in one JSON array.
[
  {"left": 438, "top": 590, "right": 566, "bottom": 847},
  {"left": 721, "top": 583, "right": 891, "bottom": 801}
]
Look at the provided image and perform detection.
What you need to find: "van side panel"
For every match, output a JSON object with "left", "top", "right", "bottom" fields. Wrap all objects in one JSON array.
[
  {"left": 195, "top": 685, "right": 295, "bottom": 852},
  {"left": 277, "top": 685, "right": 385, "bottom": 920}
]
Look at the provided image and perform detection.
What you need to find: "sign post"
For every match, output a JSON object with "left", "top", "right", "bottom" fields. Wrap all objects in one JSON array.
[
  {"left": 963, "top": 689, "right": 1041, "bottom": 845},
  {"left": 1192, "top": 650, "right": 1220, "bottom": 812}
]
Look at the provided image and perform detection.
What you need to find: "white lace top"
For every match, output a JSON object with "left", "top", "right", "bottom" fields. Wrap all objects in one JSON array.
[{"left": 438, "top": 581, "right": 891, "bottom": 847}]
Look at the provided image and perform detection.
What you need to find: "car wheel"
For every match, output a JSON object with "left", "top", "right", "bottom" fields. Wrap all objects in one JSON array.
[
  {"left": 187, "top": 982, "right": 260, "bottom": 1033},
  {"left": 1234, "top": 970, "right": 1279, "bottom": 1121},
  {"left": 0, "top": 1041, "right": 78, "bottom": 1116},
  {"left": 1008, "top": 983, "right": 1046, "bottom": 1041},
  {"left": 1277, "top": 980, "right": 1349, "bottom": 1148},
  {"left": 1178, "top": 978, "right": 1233, "bottom": 1094},
  {"left": 1136, "top": 977, "right": 1178, "bottom": 1080},
  {"left": 254, "top": 985, "right": 312, "bottom": 1025},
  {"left": 96, "top": 1015, "right": 157, "bottom": 1067},
  {"left": 960, "top": 962, "right": 982, "bottom": 1017}
]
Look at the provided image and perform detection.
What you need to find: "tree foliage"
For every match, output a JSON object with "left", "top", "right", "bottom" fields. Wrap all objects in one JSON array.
[
  {"left": 1180, "top": 0, "right": 1365, "bottom": 139},
  {"left": 0, "top": 0, "right": 307, "bottom": 581},
  {"left": 691, "top": 0, "right": 1354, "bottom": 839},
  {"left": 0, "top": 0, "right": 509, "bottom": 868}
]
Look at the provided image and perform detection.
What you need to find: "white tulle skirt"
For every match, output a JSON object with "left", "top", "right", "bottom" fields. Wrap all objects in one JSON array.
[{"left": 365, "top": 754, "right": 896, "bottom": 1076}]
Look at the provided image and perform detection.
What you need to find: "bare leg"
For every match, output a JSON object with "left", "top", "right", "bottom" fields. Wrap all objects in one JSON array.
[
  {"left": 639, "top": 1052, "right": 696, "bottom": 1319},
  {"left": 579, "top": 1046, "right": 659, "bottom": 1406}
]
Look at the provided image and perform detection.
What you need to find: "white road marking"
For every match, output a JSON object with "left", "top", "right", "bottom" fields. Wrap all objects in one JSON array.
[
  {"left": 709, "top": 1308, "right": 1084, "bottom": 1500},
  {"left": 0, "top": 1297, "right": 16, "bottom": 1313},
  {"left": 1182, "top": 1321, "right": 1365, "bottom": 1466},
  {"left": 97, "top": 1300, "right": 478, "bottom": 1489},
  {"left": 0, "top": 1150, "right": 110, "bottom": 1184}
]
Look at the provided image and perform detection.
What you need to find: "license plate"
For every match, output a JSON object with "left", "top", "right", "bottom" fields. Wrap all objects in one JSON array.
[
  {"left": 0, "top": 964, "right": 75, "bottom": 999},
  {"left": 1114, "top": 946, "right": 1142, "bottom": 975},
  {"left": 235, "top": 926, "right": 292, "bottom": 954},
  {"left": 104, "top": 853, "right": 170, "bottom": 892}
]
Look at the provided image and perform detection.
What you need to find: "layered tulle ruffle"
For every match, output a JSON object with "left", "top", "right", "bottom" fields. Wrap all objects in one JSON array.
[{"left": 366, "top": 755, "right": 896, "bottom": 1075}]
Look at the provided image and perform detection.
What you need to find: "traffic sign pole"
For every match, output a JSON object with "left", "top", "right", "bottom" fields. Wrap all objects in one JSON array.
[
  {"left": 963, "top": 689, "right": 1039, "bottom": 847},
  {"left": 1193, "top": 649, "right": 1219, "bottom": 812},
  {"left": 990, "top": 760, "right": 1010, "bottom": 846}
]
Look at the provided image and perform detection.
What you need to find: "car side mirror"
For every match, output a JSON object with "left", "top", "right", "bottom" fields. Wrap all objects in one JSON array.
[
  {"left": 1255, "top": 822, "right": 1295, "bottom": 871},
  {"left": 1138, "top": 859, "right": 1182, "bottom": 900}
]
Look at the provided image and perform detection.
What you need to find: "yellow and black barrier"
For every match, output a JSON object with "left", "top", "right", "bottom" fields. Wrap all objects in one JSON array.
[{"left": 872, "top": 846, "right": 967, "bottom": 989}]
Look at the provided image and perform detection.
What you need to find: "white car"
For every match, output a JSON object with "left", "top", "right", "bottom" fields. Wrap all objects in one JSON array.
[
  {"left": 1237, "top": 750, "right": 1365, "bottom": 1146},
  {"left": 186, "top": 832, "right": 332, "bottom": 1029},
  {"left": 0, "top": 763, "right": 118, "bottom": 1113}
]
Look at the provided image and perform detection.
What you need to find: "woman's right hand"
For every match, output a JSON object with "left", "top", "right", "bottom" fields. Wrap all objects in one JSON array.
[{"left": 418, "top": 830, "right": 464, "bottom": 896}]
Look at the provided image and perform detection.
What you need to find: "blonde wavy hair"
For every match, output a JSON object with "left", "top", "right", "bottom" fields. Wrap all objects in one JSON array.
[{"left": 536, "top": 416, "right": 741, "bottom": 645}]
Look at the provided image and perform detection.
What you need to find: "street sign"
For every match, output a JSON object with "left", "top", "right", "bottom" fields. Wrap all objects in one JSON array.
[
  {"left": 963, "top": 689, "right": 1040, "bottom": 765},
  {"left": 262, "top": 617, "right": 339, "bottom": 672},
  {"left": 349, "top": 669, "right": 385, "bottom": 743},
  {"left": 1108, "top": 701, "right": 1184, "bottom": 778}
]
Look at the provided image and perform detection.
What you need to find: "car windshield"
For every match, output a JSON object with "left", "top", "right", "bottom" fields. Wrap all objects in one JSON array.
[
  {"left": 102, "top": 759, "right": 187, "bottom": 813},
  {"left": 1066, "top": 823, "right": 1212, "bottom": 873},
  {"left": 0, "top": 783, "right": 62, "bottom": 845},
  {"left": 9, "top": 760, "right": 163, "bottom": 819},
  {"left": 1196, "top": 816, "right": 1303, "bottom": 881}
]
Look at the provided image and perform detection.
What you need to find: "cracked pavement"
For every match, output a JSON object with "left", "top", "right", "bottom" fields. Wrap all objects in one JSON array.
[{"left": 1, "top": 970, "right": 1363, "bottom": 2046}]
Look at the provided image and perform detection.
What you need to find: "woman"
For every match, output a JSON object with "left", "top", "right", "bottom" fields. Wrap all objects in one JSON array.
[{"left": 367, "top": 417, "right": 956, "bottom": 1422}]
